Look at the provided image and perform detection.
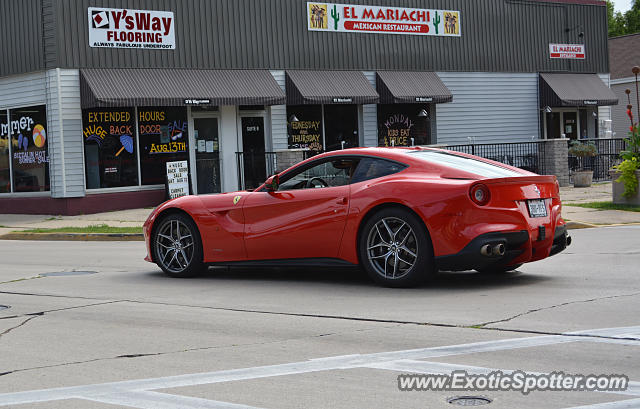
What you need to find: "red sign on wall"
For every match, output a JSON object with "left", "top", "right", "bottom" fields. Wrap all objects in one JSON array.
[{"left": 549, "top": 44, "right": 585, "bottom": 59}]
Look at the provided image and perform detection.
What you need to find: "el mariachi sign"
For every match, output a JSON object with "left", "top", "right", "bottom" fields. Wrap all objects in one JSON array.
[
  {"left": 549, "top": 44, "right": 585, "bottom": 59},
  {"left": 307, "top": 2, "right": 460, "bottom": 36},
  {"left": 88, "top": 7, "right": 176, "bottom": 49}
]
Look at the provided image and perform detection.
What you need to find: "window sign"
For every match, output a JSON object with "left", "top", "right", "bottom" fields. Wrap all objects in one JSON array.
[
  {"left": 83, "top": 108, "right": 138, "bottom": 189},
  {"left": 166, "top": 160, "right": 189, "bottom": 199},
  {"left": 88, "top": 7, "right": 175, "bottom": 49},
  {"left": 308, "top": 2, "right": 461, "bottom": 36},
  {"left": 0, "top": 110, "right": 9, "bottom": 193},
  {"left": 377, "top": 104, "right": 431, "bottom": 147},
  {"left": 138, "top": 107, "right": 189, "bottom": 185},
  {"left": 287, "top": 105, "right": 324, "bottom": 150},
  {"left": 3, "top": 105, "right": 50, "bottom": 192}
]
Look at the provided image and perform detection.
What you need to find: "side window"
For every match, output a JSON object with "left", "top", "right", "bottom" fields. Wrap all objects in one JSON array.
[
  {"left": 278, "top": 158, "right": 359, "bottom": 191},
  {"left": 351, "top": 158, "right": 407, "bottom": 183}
]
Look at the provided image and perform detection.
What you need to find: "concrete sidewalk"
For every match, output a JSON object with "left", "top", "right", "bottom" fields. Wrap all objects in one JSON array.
[
  {"left": 560, "top": 181, "right": 640, "bottom": 227},
  {"left": 0, "top": 208, "right": 151, "bottom": 238},
  {"left": 0, "top": 182, "right": 638, "bottom": 239}
]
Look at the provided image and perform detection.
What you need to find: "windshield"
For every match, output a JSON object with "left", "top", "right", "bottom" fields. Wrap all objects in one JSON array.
[{"left": 408, "top": 150, "right": 523, "bottom": 178}]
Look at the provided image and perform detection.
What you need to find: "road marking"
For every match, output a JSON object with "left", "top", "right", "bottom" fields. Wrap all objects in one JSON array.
[
  {"left": 85, "top": 391, "right": 263, "bottom": 409},
  {"left": 0, "top": 325, "right": 638, "bottom": 408}
]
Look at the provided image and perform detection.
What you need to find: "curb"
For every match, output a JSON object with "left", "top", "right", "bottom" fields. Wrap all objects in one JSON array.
[
  {"left": 565, "top": 221, "right": 599, "bottom": 230},
  {"left": 0, "top": 232, "right": 144, "bottom": 241},
  {"left": 565, "top": 221, "right": 640, "bottom": 229}
]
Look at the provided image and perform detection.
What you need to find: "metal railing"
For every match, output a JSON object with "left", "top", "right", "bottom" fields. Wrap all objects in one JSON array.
[
  {"left": 439, "top": 141, "right": 547, "bottom": 175},
  {"left": 568, "top": 138, "right": 627, "bottom": 182},
  {"left": 236, "top": 151, "right": 278, "bottom": 191},
  {"left": 235, "top": 138, "right": 629, "bottom": 191}
]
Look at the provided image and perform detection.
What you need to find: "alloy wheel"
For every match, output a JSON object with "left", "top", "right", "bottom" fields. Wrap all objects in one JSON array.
[
  {"left": 366, "top": 216, "right": 418, "bottom": 279},
  {"left": 155, "top": 219, "right": 195, "bottom": 274}
]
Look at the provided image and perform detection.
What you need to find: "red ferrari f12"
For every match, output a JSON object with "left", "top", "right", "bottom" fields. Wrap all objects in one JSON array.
[{"left": 143, "top": 147, "right": 571, "bottom": 287}]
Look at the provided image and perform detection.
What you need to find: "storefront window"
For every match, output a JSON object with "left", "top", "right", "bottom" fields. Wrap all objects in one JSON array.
[
  {"left": 377, "top": 104, "right": 431, "bottom": 147},
  {"left": 138, "top": 107, "right": 189, "bottom": 185},
  {"left": 8, "top": 105, "right": 50, "bottom": 192},
  {"left": 287, "top": 105, "right": 323, "bottom": 150},
  {"left": 0, "top": 110, "right": 9, "bottom": 193},
  {"left": 83, "top": 108, "right": 138, "bottom": 189},
  {"left": 324, "top": 104, "right": 359, "bottom": 151}
]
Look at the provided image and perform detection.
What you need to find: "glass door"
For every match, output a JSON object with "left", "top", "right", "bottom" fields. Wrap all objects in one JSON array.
[
  {"left": 323, "top": 104, "right": 359, "bottom": 151},
  {"left": 193, "top": 117, "right": 221, "bottom": 194},
  {"left": 563, "top": 112, "right": 578, "bottom": 140},
  {"left": 240, "top": 116, "right": 266, "bottom": 190},
  {"left": 546, "top": 112, "right": 561, "bottom": 139}
]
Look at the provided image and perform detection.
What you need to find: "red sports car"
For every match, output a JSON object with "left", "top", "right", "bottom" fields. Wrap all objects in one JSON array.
[{"left": 143, "top": 147, "right": 571, "bottom": 287}]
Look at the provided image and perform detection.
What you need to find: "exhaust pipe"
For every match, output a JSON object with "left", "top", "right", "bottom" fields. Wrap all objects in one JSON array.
[
  {"left": 566, "top": 235, "right": 572, "bottom": 246},
  {"left": 480, "top": 243, "right": 506, "bottom": 257},
  {"left": 492, "top": 243, "right": 506, "bottom": 256}
]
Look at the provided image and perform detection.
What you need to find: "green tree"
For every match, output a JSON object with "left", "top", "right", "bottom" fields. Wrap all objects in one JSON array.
[
  {"left": 607, "top": 1, "right": 627, "bottom": 37},
  {"left": 608, "top": 0, "right": 640, "bottom": 37},
  {"left": 625, "top": 0, "right": 640, "bottom": 34}
]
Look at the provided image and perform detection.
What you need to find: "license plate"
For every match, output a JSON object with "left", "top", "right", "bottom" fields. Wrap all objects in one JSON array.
[{"left": 527, "top": 199, "right": 547, "bottom": 218}]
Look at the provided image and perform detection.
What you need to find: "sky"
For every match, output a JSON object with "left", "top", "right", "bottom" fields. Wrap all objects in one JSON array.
[{"left": 611, "top": 0, "right": 633, "bottom": 13}]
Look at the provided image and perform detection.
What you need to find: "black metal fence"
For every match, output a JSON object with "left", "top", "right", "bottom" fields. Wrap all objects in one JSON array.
[
  {"left": 440, "top": 141, "right": 547, "bottom": 175},
  {"left": 567, "top": 138, "right": 626, "bottom": 182},
  {"left": 236, "top": 150, "right": 327, "bottom": 190},
  {"left": 236, "top": 138, "right": 628, "bottom": 190},
  {"left": 236, "top": 151, "right": 278, "bottom": 191}
]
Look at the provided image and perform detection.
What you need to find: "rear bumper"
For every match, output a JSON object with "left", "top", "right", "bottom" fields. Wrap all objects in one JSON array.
[
  {"left": 549, "top": 224, "right": 571, "bottom": 257},
  {"left": 435, "top": 224, "right": 570, "bottom": 271}
]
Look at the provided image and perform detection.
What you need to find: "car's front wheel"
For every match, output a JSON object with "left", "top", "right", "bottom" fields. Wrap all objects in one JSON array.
[
  {"left": 152, "top": 213, "right": 205, "bottom": 278},
  {"left": 359, "top": 208, "right": 434, "bottom": 287}
]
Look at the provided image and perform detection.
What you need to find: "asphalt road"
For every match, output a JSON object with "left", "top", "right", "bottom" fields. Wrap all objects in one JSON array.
[{"left": 0, "top": 226, "right": 639, "bottom": 409}]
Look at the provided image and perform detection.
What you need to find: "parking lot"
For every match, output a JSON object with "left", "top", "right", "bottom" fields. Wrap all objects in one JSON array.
[{"left": 1, "top": 225, "right": 639, "bottom": 408}]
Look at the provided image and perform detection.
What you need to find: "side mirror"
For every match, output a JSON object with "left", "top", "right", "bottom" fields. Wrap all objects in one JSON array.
[{"left": 265, "top": 174, "right": 279, "bottom": 191}]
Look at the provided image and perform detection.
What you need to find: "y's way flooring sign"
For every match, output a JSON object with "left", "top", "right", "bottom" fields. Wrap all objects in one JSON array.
[
  {"left": 307, "top": 2, "right": 461, "bottom": 36},
  {"left": 88, "top": 7, "right": 176, "bottom": 49}
]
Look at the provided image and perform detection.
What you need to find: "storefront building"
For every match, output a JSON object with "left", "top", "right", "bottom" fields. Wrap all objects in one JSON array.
[
  {"left": 608, "top": 33, "right": 640, "bottom": 139},
  {"left": 0, "top": 0, "right": 616, "bottom": 214}
]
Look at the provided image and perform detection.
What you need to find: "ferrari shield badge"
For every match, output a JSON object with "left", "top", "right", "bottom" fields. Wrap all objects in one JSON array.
[{"left": 233, "top": 195, "right": 241, "bottom": 205}]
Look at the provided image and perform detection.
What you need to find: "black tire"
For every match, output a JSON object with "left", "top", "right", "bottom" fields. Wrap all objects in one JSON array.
[
  {"left": 152, "top": 213, "right": 205, "bottom": 278},
  {"left": 476, "top": 263, "right": 523, "bottom": 274},
  {"left": 358, "top": 207, "right": 434, "bottom": 287}
]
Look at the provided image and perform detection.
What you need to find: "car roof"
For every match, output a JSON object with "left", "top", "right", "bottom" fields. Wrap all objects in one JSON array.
[{"left": 311, "top": 147, "right": 530, "bottom": 176}]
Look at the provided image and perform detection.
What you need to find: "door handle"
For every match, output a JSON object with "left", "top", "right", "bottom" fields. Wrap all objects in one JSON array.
[{"left": 336, "top": 197, "right": 348, "bottom": 205}]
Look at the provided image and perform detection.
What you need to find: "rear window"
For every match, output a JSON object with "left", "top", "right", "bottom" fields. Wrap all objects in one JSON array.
[
  {"left": 408, "top": 150, "right": 523, "bottom": 178},
  {"left": 351, "top": 158, "right": 407, "bottom": 183}
]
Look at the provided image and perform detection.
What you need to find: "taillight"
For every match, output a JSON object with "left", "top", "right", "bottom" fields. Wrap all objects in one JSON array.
[{"left": 470, "top": 184, "right": 491, "bottom": 206}]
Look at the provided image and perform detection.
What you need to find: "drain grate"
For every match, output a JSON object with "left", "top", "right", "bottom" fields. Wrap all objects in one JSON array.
[
  {"left": 40, "top": 271, "right": 98, "bottom": 277},
  {"left": 0, "top": 305, "right": 9, "bottom": 311},
  {"left": 448, "top": 396, "right": 492, "bottom": 406}
]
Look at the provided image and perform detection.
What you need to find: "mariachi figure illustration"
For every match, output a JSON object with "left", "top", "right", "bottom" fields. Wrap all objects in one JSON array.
[
  {"left": 310, "top": 4, "right": 327, "bottom": 29},
  {"left": 444, "top": 12, "right": 458, "bottom": 34}
]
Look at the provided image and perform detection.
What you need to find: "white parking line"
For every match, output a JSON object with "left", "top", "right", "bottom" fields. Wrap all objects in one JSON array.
[
  {"left": 85, "top": 391, "right": 263, "bottom": 409},
  {"left": 0, "top": 325, "right": 638, "bottom": 408}
]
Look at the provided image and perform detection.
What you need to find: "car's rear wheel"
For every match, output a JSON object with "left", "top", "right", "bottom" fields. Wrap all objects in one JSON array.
[
  {"left": 476, "top": 263, "right": 523, "bottom": 274},
  {"left": 153, "top": 213, "right": 205, "bottom": 278},
  {"left": 359, "top": 208, "right": 434, "bottom": 287}
]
